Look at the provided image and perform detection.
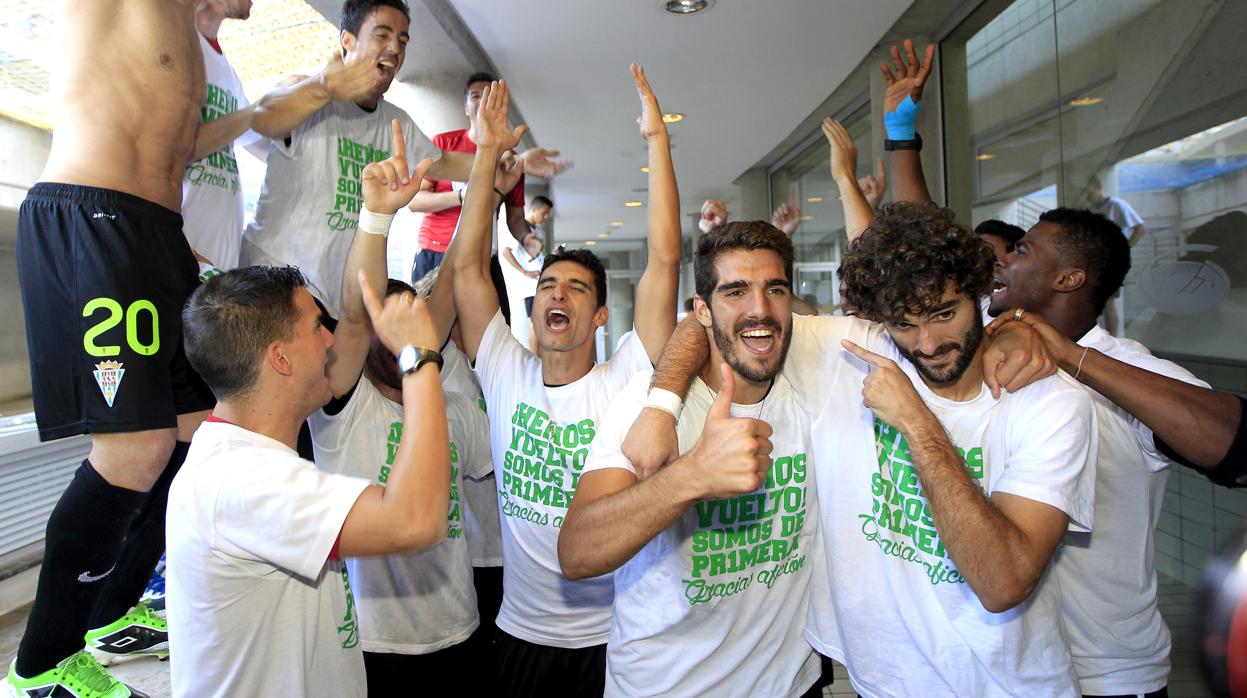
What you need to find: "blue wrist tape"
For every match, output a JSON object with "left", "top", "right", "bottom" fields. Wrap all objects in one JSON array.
[{"left": 884, "top": 96, "right": 922, "bottom": 141}]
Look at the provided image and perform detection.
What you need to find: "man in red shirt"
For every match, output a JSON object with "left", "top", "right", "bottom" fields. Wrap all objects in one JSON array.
[{"left": 410, "top": 72, "right": 535, "bottom": 281}]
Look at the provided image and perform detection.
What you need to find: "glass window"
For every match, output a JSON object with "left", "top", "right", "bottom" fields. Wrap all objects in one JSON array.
[
  {"left": 769, "top": 104, "right": 873, "bottom": 313},
  {"left": 943, "top": 0, "right": 1247, "bottom": 377}
]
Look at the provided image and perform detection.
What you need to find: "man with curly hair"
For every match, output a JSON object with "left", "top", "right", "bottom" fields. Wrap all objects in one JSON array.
[{"left": 621, "top": 200, "right": 1096, "bottom": 695}]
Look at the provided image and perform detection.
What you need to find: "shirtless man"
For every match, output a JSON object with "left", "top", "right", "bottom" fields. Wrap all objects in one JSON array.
[{"left": 9, "top": 2, "right": 215, "bottom": 695}]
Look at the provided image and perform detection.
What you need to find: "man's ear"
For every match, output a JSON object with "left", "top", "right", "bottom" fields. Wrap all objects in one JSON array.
[
  {"left": 340, "top": 30, "right": 355, "bottom": 58},
  {"left": 693, "top": 294, "right": 713, "bottom": 329},
  {"left": 267, "top": 340, "right": 294, "bottom": 377},
  {"left": 593, "top": 305, "right": 609, "bottom": 328},
  {"left": 1053, "top": 267, "right": 1087, "bottom": 294}
]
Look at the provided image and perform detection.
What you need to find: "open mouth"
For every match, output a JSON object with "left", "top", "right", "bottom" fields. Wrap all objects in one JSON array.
[
  {"left": 377, "top": 58, "right": 397, "bottom": 77},
  {"left": 544, "top": 308, "right": 571, "bottom": 332},
  {"left": 991, "top": 275, "right": 1008, "bottom": 297},
  {"left": 739, "top": 327, "right": 776, "bottom": 355}
]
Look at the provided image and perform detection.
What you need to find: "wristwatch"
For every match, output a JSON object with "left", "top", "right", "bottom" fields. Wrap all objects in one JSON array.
[
  {"left": 397, "top": 345, "right": 443, "bottom": 376},
  {"left": 884, "top": 133, "right": 923, "bottom": 151}
]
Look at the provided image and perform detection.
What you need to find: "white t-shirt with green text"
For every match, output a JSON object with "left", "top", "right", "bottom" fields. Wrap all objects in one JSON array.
[
  {"left": 1053, "top": 326, "right": 1207, "bottom": 694},
  {"left": 785, "top": 314, "right": 1098, "bottom": 698},
  {"left": 167, "top": 421, "right": 370, "bottom": 698},
  {"left": 439, "top": 342, "right": 501, "bottom": 567},
  {"left": 240, "top": 98, "right": 436, "bottom": 318},
  {"left": 181, "top": 33, "right": 255, "bottom": 270},
  {"left": 586, "top": 372, "right": 821, "bottom": 697},
  {"left": 310, "top": 381, "right": 490, "bottom": 654},
  {"left": 473, "top": 311, "right": 652, "bottom": 647}
]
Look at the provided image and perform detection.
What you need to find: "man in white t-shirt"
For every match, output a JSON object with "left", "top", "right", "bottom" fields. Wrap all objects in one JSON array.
[
  {"left": 182, "top": 0, "right": 260, "bottom": 276},
  {"left": 631, "top": 202, "right": 1096, "bottom": 697},
  {"left": 450, "top": 72, "right": 681, "bottom": 694},
  {"left": 560, "top": 222, "right": 822, "bottom": 697},
  {"left": 239, "top": 0, "right": 567, "bottom": 321},
  {"left": 167, "top": 124, "right": 455, "bottom": 697},
  {"left": 988, "top": 207, "right": 1208, "bottom": 697},
  {"left": 297, "top": 128, "right": 498, "bottom": 690}
]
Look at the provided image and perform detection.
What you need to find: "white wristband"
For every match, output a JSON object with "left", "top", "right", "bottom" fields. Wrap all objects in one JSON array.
[
  {"left": 358, "top": 206, "right": 395, "bottom": 236},
  {"left": 645, "top": 388, "right": 683, "bottom": 419}
]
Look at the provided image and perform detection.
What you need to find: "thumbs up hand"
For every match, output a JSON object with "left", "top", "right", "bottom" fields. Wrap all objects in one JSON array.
[{"left": 684, "top": 363, "right": 774, "bottom": 500}]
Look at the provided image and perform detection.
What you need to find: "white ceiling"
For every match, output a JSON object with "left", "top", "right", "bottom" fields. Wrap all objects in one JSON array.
[{"left": 450, "top": 0, "right": 912, "bottom": 249}]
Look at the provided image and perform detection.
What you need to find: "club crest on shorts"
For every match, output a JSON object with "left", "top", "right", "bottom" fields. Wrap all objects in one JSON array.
[{"left": 93, "top": 360, "right": 125, "bottom": 407}]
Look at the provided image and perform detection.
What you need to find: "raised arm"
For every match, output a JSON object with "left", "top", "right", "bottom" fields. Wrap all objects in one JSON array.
[
  {"left": 823, "top": 118, "right": 875, "bottom": 244},
  {"left": 450, "top": 81, "right": 528, "bottom": 361},
  {"left": 621, "top": 317, "right": 711, "bottom": 478},
  {"left": 338, "top": 274, "right": 450, "bottom": 556},
  {"left": 251, "top": 51, "right": 380, "bottom": 139},
  {"left": 329, "top": 119, "right": 434, "bottom": 397},
  {"left": 560, "top": 365, "right": 773, "bottom": 579},
  {"left": 189, "top": 104, "right": 257, "bottom": 163},
  {"left": 630, "top": 64, "right": 681, "bottom": 363},
  {"left": 988, "top": 311, "right": 1240, "bottom": 470},
  {"left": 881, "top": 40, "right": 935, "bottom": 205},
  {"left": 843, "top": 339, "right": 1075, "bottom": 613}
]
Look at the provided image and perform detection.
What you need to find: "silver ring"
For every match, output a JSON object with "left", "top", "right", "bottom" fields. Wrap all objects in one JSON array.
[{"left": 1013, "top": 308, "right": 1025, "bottom": 321}]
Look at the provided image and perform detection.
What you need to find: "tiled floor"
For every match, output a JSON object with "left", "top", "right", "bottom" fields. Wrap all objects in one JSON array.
[{"left": 0, "top": 574, "right": 1218, "bottom": 697}]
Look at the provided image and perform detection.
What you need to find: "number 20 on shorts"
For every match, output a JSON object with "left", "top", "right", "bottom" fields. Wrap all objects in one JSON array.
[{"left": 82, "top": 297, "right": 160, "bottom": 357}]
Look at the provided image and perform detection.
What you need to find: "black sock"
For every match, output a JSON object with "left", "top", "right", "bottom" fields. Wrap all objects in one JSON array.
[
  {"left": 15, "top": 461, "right": 145, "bottom": 677},
  {"left": 89, "top": 441, "right": 189, "bottom": 627}
]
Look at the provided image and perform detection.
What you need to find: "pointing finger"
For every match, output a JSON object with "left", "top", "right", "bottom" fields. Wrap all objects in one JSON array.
[{"left": 841, "top": 339, "right": 891, "bottom": 369}]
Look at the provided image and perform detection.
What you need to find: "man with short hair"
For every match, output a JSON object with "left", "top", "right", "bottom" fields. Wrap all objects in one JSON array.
[
  {"left": 408, "top": 72, "right": 541, "bottom": 281},
  {"left": 307, "top": 123, "right": 496, "bottom": 690},
  {"left": 975, "top": 219, "right": 1025, "bottom": 265},
  {"left": 987, "top": 208, "right": 1210, "bottom": 697},
  {"left": 182, "top": 0, "right": 260, "bottom": 275},
  {"left": 241, "top": 1, "right": 566, "bottom": 322},
  {"left": 452, "top": 69, "right": 680, "bottom": 694},
  {"left": 168, "top": 257, "right": 451, "bottom": 697},
  {"left": 630, "top": 200, "right": 1096, "bottom": 695},
  {"left": 559, "top": 221, "right": 823, "bottom": 697}
]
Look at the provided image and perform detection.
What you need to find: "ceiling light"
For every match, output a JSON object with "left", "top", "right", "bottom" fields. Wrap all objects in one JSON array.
[
  {"left": 806, "top": 196, "right": 824, "bottom": 203},
  {"left": 625, "top": 201, "right": 643, "bottom": 207},
  {"left": 976, "top": 153, "right": 995, "bottom": 161},
  {"left": 610, "top": 221, "right": 624, "bottom": 227},
  {"left": 585, "top": 240, "right": 598, "bottom": 246},
  {"left": 800, "top": 215, "right": 814, "bottom": 221},
  {"left": 1070, "top": 96, "right": 1103, "bottom": 107},
  {"left": 598, "top": 232, "right": 611, "bottom": 238},
  {"left": 640, "top": 166, "right": 650, "bottom": 173},
  {"left": 662, "top": 0, "right": 715, "bottom": 15},
  {"left": 662, "top": 113, "right": 684, "bottom": 124}
]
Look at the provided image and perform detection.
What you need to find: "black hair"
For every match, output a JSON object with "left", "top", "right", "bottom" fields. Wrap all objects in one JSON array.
[
  {"left": 341, "top": 0, "right": 410, "bottom": 37},
  {"left": 540, "top": 249, "right": 608, "bottom": 308},
  {"left": 1039, "top": 207, "right": 1131, "bottom": 315},
  {"left": 183, "top": 266, "right": 308, "bottom": 401},
  {"left": 974, "top": 219, "right": 1025, "bottom": 248},
  {"left": 694, "top": 221, "right": 794, "bottom": 300},
  {"left": 531, "top": 195, "right": 554, "bottom": 210},
  {"left": 464, "top": 71, "right": 497, "bottom": 98},
  {"left": 840, "top": 202, "right": 994, "bottom": 324}
]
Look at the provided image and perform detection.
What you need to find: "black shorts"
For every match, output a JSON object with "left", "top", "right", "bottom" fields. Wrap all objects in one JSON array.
[
  {"left": 16, "top": 183, "right": 214, "bottom": 441},
  {"left": 495, "top": 629, "right": 605, "bottom": 697}
]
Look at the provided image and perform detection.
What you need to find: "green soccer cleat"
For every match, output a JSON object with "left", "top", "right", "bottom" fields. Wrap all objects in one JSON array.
[
  {"left": 84, "top": 601, "right": 168, "bottom": 666},
  {"left": 4, "top": 652, "right": 149, "bottom": 697}
]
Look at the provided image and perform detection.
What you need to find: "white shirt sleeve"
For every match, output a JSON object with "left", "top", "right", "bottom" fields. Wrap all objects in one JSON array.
[
  {"left": 603, "top": 328, "right": 657, "bottom": 390},
  {"left": 995, "top": 376, "right": 1098, "bottom": 532},
  {"left": 213, "top": 453, "right": 371, "bottom": 581},
  {"left": 582, "top": 373, "right": 651, "bottom": 477},
  {"left": 1111, "top": 197, "right": 1144, "bottom": 231},
  {"left": 401, "top": 116, "right": 438, "bottom": 173},
  {"left": 472, "top": 310, "right": 529, "bottom": 398},
  {"left": 447, "top": 391, "right": 493, "bottom": 480}
]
